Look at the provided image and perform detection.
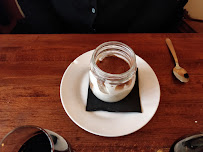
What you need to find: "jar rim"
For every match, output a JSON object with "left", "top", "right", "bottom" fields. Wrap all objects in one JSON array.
[{"left": 91, "top": 41, "right": 137, "bottom": 81}]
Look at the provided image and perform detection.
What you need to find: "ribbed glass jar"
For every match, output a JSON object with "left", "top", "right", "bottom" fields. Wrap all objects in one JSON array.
[{"left": 89, "top": 41, "right": 137, "bottom": 102}]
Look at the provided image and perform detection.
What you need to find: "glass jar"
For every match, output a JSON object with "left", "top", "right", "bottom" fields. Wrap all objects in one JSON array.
[{"left": 89, "top": 41, "right": 137, "bottom": 102}]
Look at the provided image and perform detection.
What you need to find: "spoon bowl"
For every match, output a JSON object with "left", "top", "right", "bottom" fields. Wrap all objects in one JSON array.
[
  {"left": 173, "top": 66, "right": 189, "bottom": 83},
  {"left": 166, "top": 38, "right": 189, "bottom": 83}
]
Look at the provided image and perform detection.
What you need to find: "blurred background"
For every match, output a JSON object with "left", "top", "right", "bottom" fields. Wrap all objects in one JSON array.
[{"left": 0, "top": 0, "right": 202, "bottom": 34}]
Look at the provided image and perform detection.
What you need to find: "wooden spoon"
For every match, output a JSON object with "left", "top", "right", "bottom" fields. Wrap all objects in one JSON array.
[{"left": 166, "top": 38, "right": 189, "bottom": 83}]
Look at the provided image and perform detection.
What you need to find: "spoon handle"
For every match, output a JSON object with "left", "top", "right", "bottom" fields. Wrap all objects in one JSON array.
[{"left": 166, "top": 38, "right": 179, "bottom": 65}]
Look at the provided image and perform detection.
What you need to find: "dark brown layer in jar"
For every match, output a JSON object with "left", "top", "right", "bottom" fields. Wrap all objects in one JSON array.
[
  {"left": 115, "top": 79, "right": 132, "bottom": 90},
  {"left": 96, "top": 55, "right": 130, "bottom": 74}
]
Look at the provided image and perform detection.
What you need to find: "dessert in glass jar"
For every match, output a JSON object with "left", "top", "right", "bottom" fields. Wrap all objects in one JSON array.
[{"left": 89, "top": 41, "right": 137, "bottom": 102}]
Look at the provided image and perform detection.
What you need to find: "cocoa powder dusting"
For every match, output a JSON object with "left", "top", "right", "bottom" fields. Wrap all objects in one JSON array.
[{"left": 96, "top": 55, "right": 130, "bottom": 74}]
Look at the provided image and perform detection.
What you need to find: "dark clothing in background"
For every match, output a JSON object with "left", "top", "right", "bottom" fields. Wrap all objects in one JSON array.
[
  {"left": 0, "top": 4, "right": 10, "bottom": 25},
  {"left": 1, "top": 0, "right": 188, "bottom": 34},
  {"left": 13, "top": 0, "right": 66, "bottom": 34}
]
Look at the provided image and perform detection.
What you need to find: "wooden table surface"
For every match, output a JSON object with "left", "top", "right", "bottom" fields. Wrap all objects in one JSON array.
[{"left": 0, "top": 34, "right": 202, "bottom": 152}]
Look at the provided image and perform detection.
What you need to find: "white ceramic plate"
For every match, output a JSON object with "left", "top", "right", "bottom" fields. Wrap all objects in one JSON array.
[{"left": 60, "top": 50, "right": 160, "bottom": 137}]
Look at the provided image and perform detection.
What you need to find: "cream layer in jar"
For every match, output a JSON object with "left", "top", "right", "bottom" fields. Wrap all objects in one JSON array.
[{"left": 89, "top": 54, "right": 136, "bottom": 102}]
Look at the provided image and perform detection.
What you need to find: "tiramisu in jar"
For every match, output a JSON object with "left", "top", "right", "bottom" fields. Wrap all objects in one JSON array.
[{"left": 89, "top": 41, "right": 137, "bottom": 102}]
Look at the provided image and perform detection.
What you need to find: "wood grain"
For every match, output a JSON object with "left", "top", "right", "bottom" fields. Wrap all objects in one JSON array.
[{"left": 0, "top": 34, "right": 202, "bottom": 152}]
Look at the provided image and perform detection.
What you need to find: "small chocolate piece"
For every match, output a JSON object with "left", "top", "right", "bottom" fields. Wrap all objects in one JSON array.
[{"left": 184, "top": 73, "right": 189, "bottom": 78}]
